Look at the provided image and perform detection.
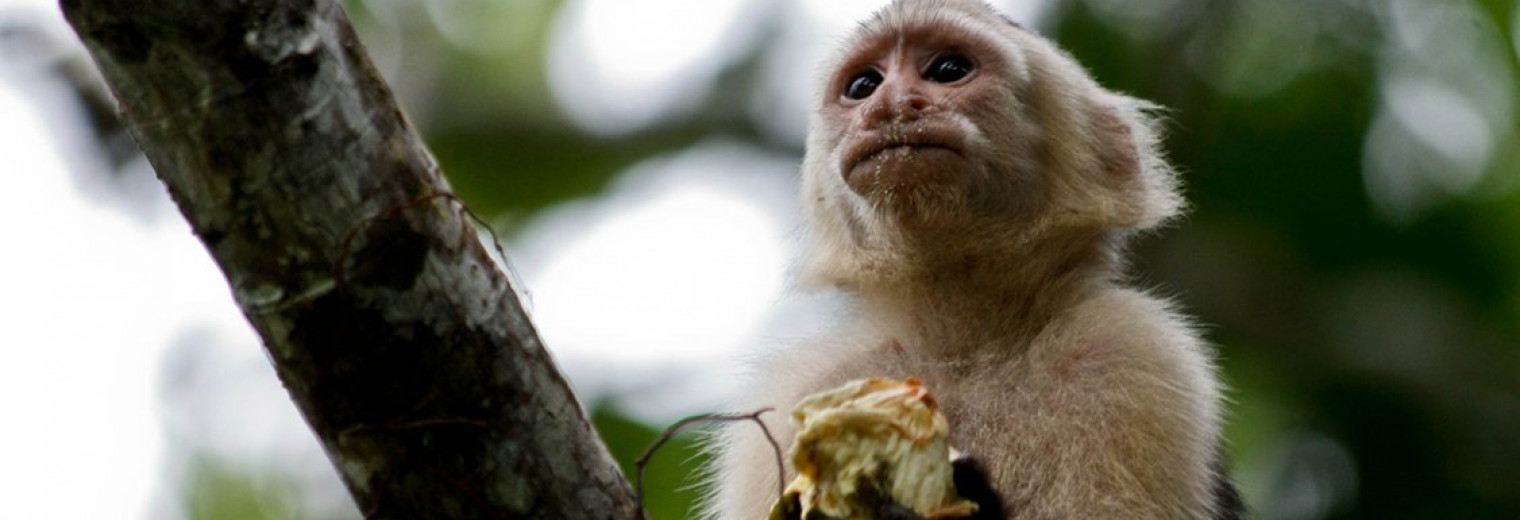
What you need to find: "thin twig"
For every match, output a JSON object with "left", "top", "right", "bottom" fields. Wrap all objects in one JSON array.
[{"left": 633, "top": 408, "right": 786, "bottom": 510}]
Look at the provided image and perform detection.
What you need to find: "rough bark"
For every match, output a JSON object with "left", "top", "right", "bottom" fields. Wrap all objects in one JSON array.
[{"left": 60, "top": 0, "right": 643, "bottom": 518}]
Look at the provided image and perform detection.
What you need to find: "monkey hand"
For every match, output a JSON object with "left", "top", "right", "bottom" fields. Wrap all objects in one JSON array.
[
  {"left": 870, "top": 455, "right": 1006, "bottom": 520},
  {"left": 943, "top": 453, "right": 1006, "bottom": 520},
  {"left": 769, "top": 453, "right": 1005, "bottom": 520},
  {"left": 770, "top": 379, "right": 1001, "bottom": 520},
  {"left": 865, "top": 455, "right": 1006, "bottom": 520}
]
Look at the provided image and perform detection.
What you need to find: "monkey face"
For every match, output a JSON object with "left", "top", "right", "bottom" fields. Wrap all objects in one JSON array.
[
  {"left": 828, "top": 42, "right": 984, "bottom": 198},
  {"left": 796, "top": 0, "right": 1181, "bottom": 287},
  {"left": 804, "top": 5, "right": 1041, "bottom": 233}
]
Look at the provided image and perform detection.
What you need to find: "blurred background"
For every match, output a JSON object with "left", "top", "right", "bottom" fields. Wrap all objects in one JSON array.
[{"left": 1, "top": 0, "right": 1517, "bottom": 518}]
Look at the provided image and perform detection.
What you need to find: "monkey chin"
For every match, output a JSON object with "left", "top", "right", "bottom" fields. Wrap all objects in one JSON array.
[{"left": 845, "top": 146, "right": 971, "bottom": 229}]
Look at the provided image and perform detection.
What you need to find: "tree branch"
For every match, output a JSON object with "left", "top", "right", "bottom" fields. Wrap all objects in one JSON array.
[{"left": 59, "top": 0, "right": 642, "bottom": 517}]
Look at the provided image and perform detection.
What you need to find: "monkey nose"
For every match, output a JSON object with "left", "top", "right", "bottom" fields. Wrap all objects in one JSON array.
[
  {"left": 867, "top": 83, "right": 932, "bottom": 125},
  {"left": 894, "top": 93, "right": 931, "bottom": 116},
  {"left": 888, "top": 82, "right": 932, "bottom": 112}
]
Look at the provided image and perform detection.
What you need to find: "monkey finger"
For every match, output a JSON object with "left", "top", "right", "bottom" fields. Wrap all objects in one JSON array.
[
  {"left": 876, "top": 502, "right": 930, "bottom": 520},
  {"left": 951, "top": 454, "right": 1008, "bottom": 519}
]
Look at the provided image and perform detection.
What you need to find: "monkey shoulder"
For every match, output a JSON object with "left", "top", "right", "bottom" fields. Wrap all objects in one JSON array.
[
  {"left": 963, "top": 288, "right": 1226, "bottom": 517},
  {"left": 1032, "top": 286, "right": 1215, "bottom": 388},
  {"left": 1011, "top": 285, "right": 1226, "bottom": 456}
]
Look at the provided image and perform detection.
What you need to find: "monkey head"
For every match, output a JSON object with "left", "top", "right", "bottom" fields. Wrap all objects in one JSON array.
[{"left": 799, "top": 0, "right": 1182, "bottom": 287}]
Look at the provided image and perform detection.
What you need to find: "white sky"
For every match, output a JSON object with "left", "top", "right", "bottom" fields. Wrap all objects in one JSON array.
[
  {"left": 0, "top": 80, "right": 208, "bottom": 519},
  {"left": 547, "top": 0, "right": 766, "bottom": 134},
  {"left": 514, "top": 142, "right": 793, "bottom": 367},
  {"left": 507, "top": 140, "right": 803, "bottom": 419},
  {"left": 548, "top": 0, "right": 1051, "bottom": 137}
]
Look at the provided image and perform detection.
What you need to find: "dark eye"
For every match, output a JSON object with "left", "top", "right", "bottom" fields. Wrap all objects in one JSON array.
[
  {"left": 925, "top": 53, "right": 974, "bottom": 83},
  {"left": 845, "top": 70, "right": 883, "bottom": 100}
]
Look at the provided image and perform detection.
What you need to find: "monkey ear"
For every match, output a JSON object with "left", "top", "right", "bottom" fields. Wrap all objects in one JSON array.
[
  {"left": 1090, "top": 100, "right": 1184, "bottom": 230},
  {"left": 1093, "top": 107, "right": 1140, "bottom": 185}
]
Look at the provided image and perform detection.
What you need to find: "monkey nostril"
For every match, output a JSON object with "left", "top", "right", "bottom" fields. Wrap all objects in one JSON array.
[
  {"left": 890, "top": 92, "right": 932, "bottom": 121},
  {"left": 907, "top": 96, "right": 930, "bottom": 111}
]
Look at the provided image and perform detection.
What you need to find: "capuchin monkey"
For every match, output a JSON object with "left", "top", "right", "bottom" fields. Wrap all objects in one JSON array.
[{"left": 709, "top": 0, "right": 1243, "bottom": 518}]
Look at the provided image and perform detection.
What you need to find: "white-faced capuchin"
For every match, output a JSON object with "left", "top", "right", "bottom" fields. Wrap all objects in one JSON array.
[{"left": 709, "top": 1, "right": 1243, "bottom": 518}]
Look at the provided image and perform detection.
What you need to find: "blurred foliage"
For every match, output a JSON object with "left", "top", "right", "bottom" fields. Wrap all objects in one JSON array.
[
  {"left": 592, "top": 406, "right": 714, "bottom": 520},
  {"left": 184, "top": 454, "right": 336, "bottom": 520},
  {"left": 1052, "top": 1, "right": 1520, "bottom": 517},
  {"left": 172, "top": 0, "right": 1520, "bottom": 518},
  {"left": 184, "top": 458, "right": 281, "bottom": 520}
]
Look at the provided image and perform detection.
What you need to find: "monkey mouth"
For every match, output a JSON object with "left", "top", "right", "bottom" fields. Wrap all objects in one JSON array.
[
  {"left": 862, "top": 143, "right": 958, "bottom": 163},
  {"left": 842, "top": 128, "right": 965, "bottom": 182}
]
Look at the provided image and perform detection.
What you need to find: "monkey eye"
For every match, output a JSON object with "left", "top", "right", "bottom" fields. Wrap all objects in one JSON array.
[
  {"left": 844, "top": 70, "right": 883, "bottom": 100},
  {"left": 925, "top": 53, "right": 974, "bottom": 83}
]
